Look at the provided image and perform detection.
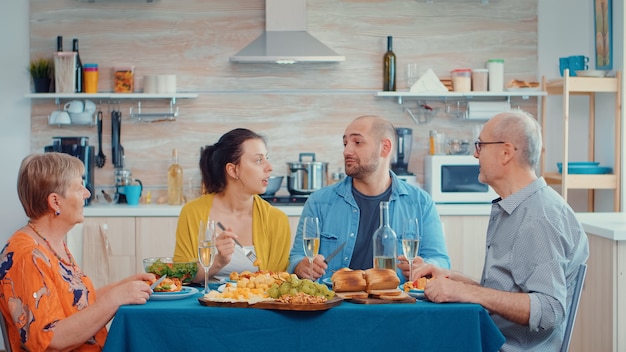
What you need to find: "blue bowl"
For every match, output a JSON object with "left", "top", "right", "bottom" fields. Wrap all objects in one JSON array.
[{"left": 556, "top": 162, "right": 599, "bottom": 173}]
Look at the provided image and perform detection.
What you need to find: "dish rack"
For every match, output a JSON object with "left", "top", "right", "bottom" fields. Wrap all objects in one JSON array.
[{"left": 129, "top": 100, "right": 178, "bottom": 122}]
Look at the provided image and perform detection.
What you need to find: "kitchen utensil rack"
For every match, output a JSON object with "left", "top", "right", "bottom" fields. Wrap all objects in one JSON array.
[{"left": 129, "top": 100, "right": 178, "bottom": 122}]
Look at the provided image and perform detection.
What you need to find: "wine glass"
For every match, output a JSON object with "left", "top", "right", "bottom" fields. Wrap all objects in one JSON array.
[
  {"left": 402, "top": 218, "right": 420, "bottom": 284},
  {"left": 197, "top": 219, "right": 217, "bottom": 294},
  {"left": 302, "top": 217, "right": 320, "bottom": 280}
]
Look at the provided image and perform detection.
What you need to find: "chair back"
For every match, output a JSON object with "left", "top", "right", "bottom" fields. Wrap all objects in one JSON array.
[
  {"left": 0, "top": 314, "right": 12, "bottom": 352},
  {"left": 560, "top": 263, "right": 587, "bottom": 352}
]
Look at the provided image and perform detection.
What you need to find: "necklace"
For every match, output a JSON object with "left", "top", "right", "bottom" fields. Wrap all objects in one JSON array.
[{"left": 27, "top": 222, "right": 76, "bottom": 266}]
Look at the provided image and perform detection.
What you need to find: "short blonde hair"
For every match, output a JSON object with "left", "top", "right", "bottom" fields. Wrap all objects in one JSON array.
[{"left": 17, "top": 152, "right": 84, "bottom": 219}]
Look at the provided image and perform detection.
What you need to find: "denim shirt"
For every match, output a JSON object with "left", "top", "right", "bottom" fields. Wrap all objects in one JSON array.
[{"left": 287, "top": 171, "right": 450, "bottom": 281}]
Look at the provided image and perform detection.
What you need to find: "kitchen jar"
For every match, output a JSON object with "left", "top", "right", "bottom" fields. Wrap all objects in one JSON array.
[
  {"left": 286, "top": 153, "right": 328, "bottom": 195},
  {"left": 83, "top": 63, "right": 98, "bottom": 93},
  {"left": 487, "top": 59, "right": 504, "bottom": 92},
  {"left": 472, "top": 68, "right": 488, "bottom": 91},
  {"left": 114, "top": 66, "right": 134, "bottom": 93},
  {"left": 451, "top": 69, "right": 472, "bottom": 92}
]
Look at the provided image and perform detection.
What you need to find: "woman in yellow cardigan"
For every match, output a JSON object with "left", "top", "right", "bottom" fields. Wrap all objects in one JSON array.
[{"left": 173, "top": 128, "right": 291, "bottom": 283}]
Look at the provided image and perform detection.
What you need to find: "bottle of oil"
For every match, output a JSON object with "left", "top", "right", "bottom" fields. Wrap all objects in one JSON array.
[
  {"left": 168, "top": 148, "right": 184, "bottom": 205},
  {"left": 383, "top": 36, "right": 396, "bottom": 91}
]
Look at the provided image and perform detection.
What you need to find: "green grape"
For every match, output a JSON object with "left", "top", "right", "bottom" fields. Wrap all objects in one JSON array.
[
  {"left": 279, "top": 283, "right": 291, "bottom": 295},
  {"left": 268, "top": 287, "right": 279, "bottom": 298},
  {"left": 289, "top": 288, "right": 298, "bottom": 296}
]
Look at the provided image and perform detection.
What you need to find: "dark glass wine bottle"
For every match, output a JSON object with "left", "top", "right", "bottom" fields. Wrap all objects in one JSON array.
[
  {"left": 57, "top": 36, "right": 63, "bottom": 52},
  {"left": 73, "top": 38, "right": 83, "bottom": 93},
  {"left": 383, "top": 36, "right": 396, "bottom": 91}
]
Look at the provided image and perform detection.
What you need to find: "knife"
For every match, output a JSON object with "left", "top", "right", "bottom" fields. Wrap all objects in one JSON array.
[
  {"left": 216, "top": 222, "right": 258, "bottom": 264},
  {"left": 324, "top": 242, "right": 346, "bottom": 264},
  {"left": 150, "top": 274, "right": 167, "bottom": 290}
]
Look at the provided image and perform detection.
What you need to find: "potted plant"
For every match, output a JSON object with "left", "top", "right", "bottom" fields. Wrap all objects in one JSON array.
[{"left": 28, "top": 57, "right": 53, "bottom": 93}]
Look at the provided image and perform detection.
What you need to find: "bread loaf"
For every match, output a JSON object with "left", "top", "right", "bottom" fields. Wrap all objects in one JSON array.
[
  {"left": 331, "top": 268, "right": 367, "bottom": 292},
  {"left": 335, "top": 291, "right": 369, "bottom": 299},
  {"left": 365, "top": 268, "right": 400, "bottom": 291}
]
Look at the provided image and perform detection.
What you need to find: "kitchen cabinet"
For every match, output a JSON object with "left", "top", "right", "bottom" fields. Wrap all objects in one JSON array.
[
  {"left": 80, "top": 217, "right": 136, "bottom": 289},
  {"left": 135, "top": 217, "right": 179, "bottom": 272},
  {"left": 439, "top": 215, "right": 488, "bottom": 280},
  {"left": 540, "top": 70, "right": 622, "bottom": 211}
]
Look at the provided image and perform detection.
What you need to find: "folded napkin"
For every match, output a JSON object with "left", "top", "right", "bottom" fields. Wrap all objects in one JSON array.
[{"left": 409, "top": 69, "right": 448, "bottom": 93}]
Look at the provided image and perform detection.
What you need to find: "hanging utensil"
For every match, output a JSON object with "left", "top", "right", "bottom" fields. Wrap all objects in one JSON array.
[{"left": 95, "top": 111, "right": 105, "bottom": 168}]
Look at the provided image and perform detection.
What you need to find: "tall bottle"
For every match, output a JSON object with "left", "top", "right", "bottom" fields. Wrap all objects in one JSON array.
[
  {"left": 72, "top": 38, "right": 83, "bottom": 93},
  {"left": 372, "top": 201, "right": 397, "bottom": 270},
  {"left": 383, "top": 36, "right": 396, "bottom": 91},
  {"left": 57, "top": 36, "right": 63, "bottom": 52},
  {"left": 168, "top": 148, "right": 184, "bottom": 205}
]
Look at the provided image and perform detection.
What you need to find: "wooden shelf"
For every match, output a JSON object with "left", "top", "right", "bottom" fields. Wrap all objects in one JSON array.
[
  {"left": 543, "top": 172, "right": 618, "bottom": 189},
  {"left": 540, "top": 70, "right": 622, "bottom": 211},
  {"left": 25, "top": 92, "right": 198, "bottom": 99}
]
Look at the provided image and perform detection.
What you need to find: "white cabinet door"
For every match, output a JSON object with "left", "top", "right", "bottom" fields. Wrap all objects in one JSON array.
[
  {"left": 135, "top": 217, "right": 179, "bottom": 273},
  {"left": 81, "top": 217, "right": 136, "bottom": 289},
  {"left": 439, "top": 216, "right": 488, "bottom": 280}
]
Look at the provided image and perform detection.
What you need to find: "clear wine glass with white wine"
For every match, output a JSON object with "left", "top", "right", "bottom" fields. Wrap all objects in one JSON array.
[
  {"left": 402, "top": 218, "right": 420, "bottom": 283},
  {"left": 198, "top": 219, "right": 217, "bottom": 294},
  {"left": 302, "top": 217, "right": 320, "bottom": 280}
]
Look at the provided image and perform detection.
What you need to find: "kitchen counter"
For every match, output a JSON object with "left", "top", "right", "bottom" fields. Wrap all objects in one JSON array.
[
  {"left": 575, "top": 212, "right": 626, "bottom": 241},
  {"left": 83, "top": 203, "right": 492, "bottom": 217}
]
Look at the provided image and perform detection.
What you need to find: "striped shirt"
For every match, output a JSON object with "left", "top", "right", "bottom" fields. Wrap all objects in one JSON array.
[{"left": 482, "top": 177, "right": 589, "bottom": 351}]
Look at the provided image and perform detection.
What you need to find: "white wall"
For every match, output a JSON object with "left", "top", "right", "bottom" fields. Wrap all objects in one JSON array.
[
  {"left": 538, "top": 0, "right": 624, "bottom": 212},
  {"left": 0, "top": 1, "right": 30, "bottom": 349}
]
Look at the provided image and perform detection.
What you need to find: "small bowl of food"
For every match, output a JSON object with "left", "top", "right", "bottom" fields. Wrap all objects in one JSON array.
[{"left": 143, "top": 257, "right": 198, "bottom": 285}]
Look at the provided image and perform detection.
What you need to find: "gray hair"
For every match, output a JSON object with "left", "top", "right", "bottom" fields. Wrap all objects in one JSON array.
[{"left": 491, "top": 110, "right": 542, "bottom": 168}]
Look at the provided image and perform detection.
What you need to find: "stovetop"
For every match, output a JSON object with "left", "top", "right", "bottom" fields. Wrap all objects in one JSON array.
[{"left": 261, "top": 195, "right": 309, "bottom": 205}]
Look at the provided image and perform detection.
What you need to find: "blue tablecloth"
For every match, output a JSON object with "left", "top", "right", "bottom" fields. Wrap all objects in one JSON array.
[{"left": 103, "top": 293, "right": 505, "bottom": 352}]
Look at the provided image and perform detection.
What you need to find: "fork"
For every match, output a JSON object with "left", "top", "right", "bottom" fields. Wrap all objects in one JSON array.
[{"left": 216, "top": 222, "right": 257, "bottom": 264}]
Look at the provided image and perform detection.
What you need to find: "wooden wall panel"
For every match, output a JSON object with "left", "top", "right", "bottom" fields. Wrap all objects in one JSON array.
[{"left": 28, "top": 0, "right": 538, "bottom": 200}]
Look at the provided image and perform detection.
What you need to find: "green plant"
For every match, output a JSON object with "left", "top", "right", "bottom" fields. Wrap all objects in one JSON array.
[{"left": 28, "top": 57, "right": 53, "bottom": 79}]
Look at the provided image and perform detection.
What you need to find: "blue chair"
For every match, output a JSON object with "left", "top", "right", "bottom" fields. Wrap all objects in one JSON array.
[
  {"left": 1, "top": 314, "right": 11, "bottom": 352},
  {"left": 560, "top": 263, "right": 587, "bottom": 352}
]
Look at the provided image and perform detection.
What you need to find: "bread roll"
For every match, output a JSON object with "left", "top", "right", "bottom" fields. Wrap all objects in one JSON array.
[
  {"left": 365, "top": 268, "right": 400, "bottom": 291},
  {"left": 331, "top": 269, "right": 367, "bottom": 292}
]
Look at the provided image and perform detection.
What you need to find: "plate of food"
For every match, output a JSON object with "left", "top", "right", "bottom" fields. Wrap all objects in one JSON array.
[
  {"left": 150, "top": 286, "right": 199, "bottom": 301},
  {"left": 406, "top": 289, "right": 426, "bottom": 300}
]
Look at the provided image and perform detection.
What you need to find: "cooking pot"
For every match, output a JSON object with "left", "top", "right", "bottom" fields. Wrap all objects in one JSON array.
[{"left": 286, "top": 153, "right": 328, "bottom": 195}]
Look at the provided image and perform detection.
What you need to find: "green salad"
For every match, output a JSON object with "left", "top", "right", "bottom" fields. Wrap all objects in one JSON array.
[{"left": 145, "top": 259, "right": 198, "bottom": 284}]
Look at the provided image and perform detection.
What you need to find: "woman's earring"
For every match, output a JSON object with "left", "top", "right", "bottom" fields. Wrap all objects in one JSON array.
[{"left": 55, "top": 210, "right": 61, "bottom": 216}]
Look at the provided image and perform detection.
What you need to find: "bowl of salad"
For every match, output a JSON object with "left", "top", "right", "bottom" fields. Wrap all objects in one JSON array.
[{"left": 143, "top": 257, "right": 198, "bottom": 285}]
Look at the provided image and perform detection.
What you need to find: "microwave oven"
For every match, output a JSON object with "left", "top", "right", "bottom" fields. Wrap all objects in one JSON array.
[{"left": 424, "top": 155, "right": 499, "bottom": 203}]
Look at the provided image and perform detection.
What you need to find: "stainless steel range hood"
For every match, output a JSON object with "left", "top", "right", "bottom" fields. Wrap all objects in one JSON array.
[{"left": 230, "top": 0, "right": 345, "bottom": 64}]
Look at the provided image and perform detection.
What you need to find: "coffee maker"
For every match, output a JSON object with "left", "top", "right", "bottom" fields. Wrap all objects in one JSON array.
[
  {"left": 391, "top": 128, "right": 414, "bottom": 175},
  {"left": 44, "top": 136, "right": 95, "bottom": 205}
]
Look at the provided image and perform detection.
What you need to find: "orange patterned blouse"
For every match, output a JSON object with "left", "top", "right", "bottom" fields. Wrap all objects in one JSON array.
[{"left": 0, "top": 231, "right": 107, "bottom": 351}]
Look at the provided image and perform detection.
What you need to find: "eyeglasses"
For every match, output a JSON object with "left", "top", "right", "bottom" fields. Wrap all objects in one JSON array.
[{"left": 474, "top": 141, "right": 506, "bottom": 153}]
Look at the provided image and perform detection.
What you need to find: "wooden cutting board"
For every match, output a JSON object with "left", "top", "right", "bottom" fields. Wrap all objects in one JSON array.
[
  {"left": 198, "top": 296, "right": 343, "bottom": 311},
  {"left": 348, "top": 296, "right": 416, "bottom": 304}
]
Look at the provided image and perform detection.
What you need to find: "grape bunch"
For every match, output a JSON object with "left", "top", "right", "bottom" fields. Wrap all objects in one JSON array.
[{"left": 267, "top": 274, "right": 335, "bottom": 299}]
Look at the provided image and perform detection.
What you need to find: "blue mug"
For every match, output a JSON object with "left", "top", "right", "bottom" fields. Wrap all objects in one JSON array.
[
  {"left": 123, "top": 180, "right": 142, "bottom": 206},
  {"left": 560, "top": 56, "right": 589, "bottom": 76}
]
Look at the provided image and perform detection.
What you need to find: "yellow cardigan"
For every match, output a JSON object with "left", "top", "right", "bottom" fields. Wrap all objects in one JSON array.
[{"left": 173, "top": 194, "right": 291, "bottom": 272}]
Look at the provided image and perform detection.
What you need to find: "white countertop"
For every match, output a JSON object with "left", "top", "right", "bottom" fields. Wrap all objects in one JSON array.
[
  {"left": 575, "top": 212, "right": 626, "bottom": 241},
  {"left": 83, "top": 203, "right": 492, "bottom": 218}
]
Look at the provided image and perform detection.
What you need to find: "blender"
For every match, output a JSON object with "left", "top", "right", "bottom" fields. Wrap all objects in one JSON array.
[
  {"left": 391, "top": 128, "right": 420, "bottom": 187},
  {"left": 391, "top": 128, "right": 413, "bottom": 175}
]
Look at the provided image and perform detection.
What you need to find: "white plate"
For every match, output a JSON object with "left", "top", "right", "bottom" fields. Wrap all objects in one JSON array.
[
  {"left": 575, "top": 70, "right": 608, "bottom": 77},
  {"left": 407, "top": 289, "right": 426, "bottom": 300},
  {"left": 150, "top": 286, "right": 198, "bottom": 301},
  {"left": 217, "top": 282, "right": 237, "bottom": 292},
  {"left": 322, "top": 278, "right": 333, "bottom": 288}
]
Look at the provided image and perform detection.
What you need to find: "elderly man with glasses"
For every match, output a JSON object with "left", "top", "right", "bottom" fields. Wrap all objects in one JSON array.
[{"left": 415, "top": 110, "right": 589, "bottom": 351}]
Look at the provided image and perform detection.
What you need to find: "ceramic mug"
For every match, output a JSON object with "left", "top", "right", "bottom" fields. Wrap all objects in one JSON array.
[
  {"left": 49, "top": 111, "right": 71, "bottom": 125},
  {"left": 83, "top": 99, "right": 96, "bottom": 112},
  {"left": 568, "top": 56, "right": 589, "bottom": 75},
  {"left": 123, "top": 184, "right": 142, "bottom": 206},
  {"left": 63, "top": 100, "right": 84, "bottom": 113}
]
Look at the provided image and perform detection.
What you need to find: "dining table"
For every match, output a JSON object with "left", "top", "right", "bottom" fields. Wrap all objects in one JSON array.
[{"left": 103, "top": 290, "right": 505, "bottom": 351}]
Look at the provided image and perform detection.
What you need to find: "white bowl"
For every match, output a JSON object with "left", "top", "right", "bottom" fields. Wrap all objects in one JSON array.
[
  {"left": 575, "top": 70, "right": 608, "bottom": 77},
  {"left": 69, "top": 111, "right": 95, "bottom": 125}
]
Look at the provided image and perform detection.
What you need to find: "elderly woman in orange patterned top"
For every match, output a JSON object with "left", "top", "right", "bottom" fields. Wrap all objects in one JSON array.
[{"left": 0, "top": 152, "right": 154, "bottom": 351}]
